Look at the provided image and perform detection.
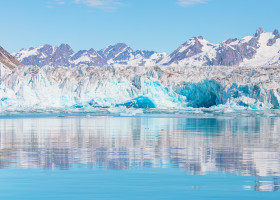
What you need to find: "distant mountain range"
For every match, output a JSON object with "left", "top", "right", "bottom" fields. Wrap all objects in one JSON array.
[
  {"left": 12, "top": 43, "right": 167, "bottom": 68},
  {"left": 1, "top": 27, "right": 280, "bottom": 68}
]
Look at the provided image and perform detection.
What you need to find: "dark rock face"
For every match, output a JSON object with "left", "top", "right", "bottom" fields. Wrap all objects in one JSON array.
[
  {"left": 213, "top": 37, "right": 257, "bottom": 66},
  {"left": 70, "top": 50, "right": 87, "bottom": 60},
  {"left": 19, "top": 44, "right": 74, "bottom": 67},
  {"left": 167, "top": 37, "right": 204, "bottom": 65},
  {"left": 224, "top": 38, "right": 238, "bottom": 44},
  {"left": 0, "top": 46, "right": 23, "bottom": 69},
  {"left": 247, "top": 37, "right": 259, "bottom": 48},
  {"left": 239, "top": 43, "right": 257, "bottom": 59},
  {"left": 98, "top": 43, "right": 133, "bottom": 61},
  {"left": 71, "top": 49, "right": 107, "bottom": 67},
  {"left": 267, "top": 29, "right": 280, "bottom": 46},
  {"left": 214, "top": 45, "right": 243, "bottom": 66},
  {"left": 254, "top": 27, "right": 263, "bottom": 37},
  {"left": 51, "top": 44, "right": 74, "bottom": 67}
]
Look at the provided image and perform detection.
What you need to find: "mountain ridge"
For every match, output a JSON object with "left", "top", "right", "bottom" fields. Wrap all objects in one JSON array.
[{"left": 12, "top": 27, "right": 280, "bottom": 67}]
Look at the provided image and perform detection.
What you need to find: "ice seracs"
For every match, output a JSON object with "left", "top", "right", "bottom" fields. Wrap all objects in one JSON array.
[{"left": 0, "top": 63, "right": 280, "bottom": 112}]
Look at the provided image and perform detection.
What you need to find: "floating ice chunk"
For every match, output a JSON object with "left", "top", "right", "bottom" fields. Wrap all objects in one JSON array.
[{"left": 108, "top": 106, "right": 144, "bottom": 116}]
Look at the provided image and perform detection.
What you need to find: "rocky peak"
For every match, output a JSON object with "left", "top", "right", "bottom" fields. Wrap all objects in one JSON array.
[
  {"left": 58, "top": 43, "right": 73, "bottom": 51},
  {"left": 267, "top": 29, "right": 280, "bottom": 46},
  {"left": 273, "top": 29, "right": 279, "bottom": 36},
  {"left": 13, "top": 27, "right": 280, "bottom": 68},
  {"left": 165, "top": 37, "right": 205, "bottom": 65},
  {"left": 87, "top": 48, "right": 99, "bottom": 55},
  {"left": 39, "top": 44, "right": 55, "bottom": 55},
  {"left": 191, "top": 37, "right": 203, "bottom": 51},
  {"left": 254, "top": 27, "right": 264, "bottom": 37},
  {"left": 114, "top": 43, "right": 130, "bottom": 50},
  {"left": 71, "top": 50, "right": 87, "bottom": 60},
  {"left": 70, "top": 48, "right": 107, "bottom": 67},
  {"left": 98, "top": 43, "right": 133, "bottom": 60},
  {"left": 183, "top": 37, "right": 203, "bottom": 55},
  {"left": 224, "top": 38, "right": 238, "bottom": 45},
  {"left": 56, "top": 43, "right": 74, "bottom": 57}
]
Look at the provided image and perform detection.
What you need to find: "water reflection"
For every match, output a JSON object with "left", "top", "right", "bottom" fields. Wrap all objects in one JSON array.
[
  {"left": 244, "top": 178, "right": 280, "bottom": 192},
  {"left": 0, "top": 116, "right": 280, "bottom": 180}
]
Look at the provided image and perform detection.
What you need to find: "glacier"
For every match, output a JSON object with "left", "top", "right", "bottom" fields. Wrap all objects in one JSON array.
[{"left": 0, "top": 63, "right": 280, "bottom": 114}]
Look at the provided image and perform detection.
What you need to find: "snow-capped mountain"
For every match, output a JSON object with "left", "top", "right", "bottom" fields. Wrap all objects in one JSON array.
[
  {"left": 165, "top": 36, "right": 217, "bottom": 66},
  {"left": 14, "top": 44, "right": 74, "bottom": 67},
  {"left": 0, "top": 45, "right": 23, "bottom": 69},
  {"left": 97, "top": 43, "right": 166, "bottom": 66},
  {"left": 12, "top": 28, "right": 280, "bottom": 67},
  {"left": 14, "top": 43, "right": 165, "bottom": 67},
  {"left": 98, "top": 43, "right": 133, "bottom": 61},
  {"left": 71, "top": 48, "right": 107, "bottom": 67},
  {"left": 165, "top": 27, "right": 280, "bottom": 66}
]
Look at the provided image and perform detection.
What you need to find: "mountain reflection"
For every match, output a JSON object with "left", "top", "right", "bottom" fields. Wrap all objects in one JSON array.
[{"left": 0, "top": 116, "right": 280, "bottom": 177}]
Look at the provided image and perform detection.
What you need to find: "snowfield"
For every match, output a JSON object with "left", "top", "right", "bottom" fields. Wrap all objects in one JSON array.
[{"left": 0, "top": 63, "right": 280, "bottom": 113}]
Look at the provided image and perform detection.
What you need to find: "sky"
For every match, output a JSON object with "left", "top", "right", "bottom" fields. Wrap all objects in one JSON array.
[{"left": 1, "top": 0, "right": 280, "bottom": 54}]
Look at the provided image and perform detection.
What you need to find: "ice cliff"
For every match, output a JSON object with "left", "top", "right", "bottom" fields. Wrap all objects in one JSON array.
[{"left": 0, "top": 63, "right": 280, "bottom": 113}]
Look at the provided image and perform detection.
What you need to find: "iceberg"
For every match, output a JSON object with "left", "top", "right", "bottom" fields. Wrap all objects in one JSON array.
[{"left": 0, "top": 64, "right": 279, "bottom": 113}]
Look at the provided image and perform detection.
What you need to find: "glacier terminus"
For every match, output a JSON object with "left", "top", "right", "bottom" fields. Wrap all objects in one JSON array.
[{"left": 0, "top": 64, "right": 280, "bottom": 113}]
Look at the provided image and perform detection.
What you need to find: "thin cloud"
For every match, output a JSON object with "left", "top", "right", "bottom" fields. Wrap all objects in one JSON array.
[
  {"left": 46, "top": 1, "right": 65, "bottom": 8},
  {"left": 74, "top": 0, "right": 123, "bottom": 10},
  {"left": 56, "top": 1, "right": 66, "bottom": 5},
  {"left": 177, "top": 0, "right": 208, "bottom": 7}
]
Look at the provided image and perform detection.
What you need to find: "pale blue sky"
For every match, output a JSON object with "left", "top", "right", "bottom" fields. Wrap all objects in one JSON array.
[{"left": 1, "top": 0, "right": 280, "bottom": 54}]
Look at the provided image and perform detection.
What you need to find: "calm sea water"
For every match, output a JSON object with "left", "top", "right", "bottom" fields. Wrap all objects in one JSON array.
[{"left": 0, "top": 114, "right": 280, "bottom": 199}]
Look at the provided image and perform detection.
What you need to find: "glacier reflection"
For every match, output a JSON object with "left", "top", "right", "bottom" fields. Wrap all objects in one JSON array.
[{"left": 0, "top": 116, "right": 280, "bottom": 178}]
